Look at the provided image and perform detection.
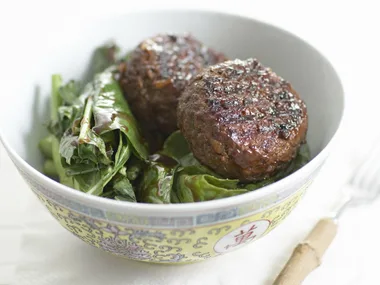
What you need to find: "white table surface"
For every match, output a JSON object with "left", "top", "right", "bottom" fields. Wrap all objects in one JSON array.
[{"left": 1, "top": 0, "right": 380, "bottom": 284}]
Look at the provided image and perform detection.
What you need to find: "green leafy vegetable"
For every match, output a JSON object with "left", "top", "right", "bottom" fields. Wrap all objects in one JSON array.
[
  {"left": 50, "top": 75, "right": 62, "bottom": 124},
  {"left": 113, "top": 176, "right": 136, "bottom": 202},
  {"left": 59, "top": 133, "right": 79, "bottom": 164},
  {"left": 59, "top": 80, "right": 82, "bottom": 105},
  {"left": 90, "top": 43, "right": 120, "bottom": 79},
  {"left": 90, "top": 67, "right": 148, "bottom": 160},
  {"left": 175, "top": 174, "right": 248, "bottom": 203},
  {"left": 38, "top": 135, "right": 53, "bottom": 159},
  {"left": 49, "top": 75, "right": 75, "bottom": 187},
  {"left": 126, "top": 156, "right": 144, "bottom": 181},
  {"left": 60, "top": 67, "right": 148, "bottom": 196},
  {"left": 159, "top": 131, "right": 190, "bottom": 163},
  {"left": 43, "top": 159, "right": 58, "bottom": 177},
  {"left": 137, "top": 162, "right": 175, "bottom": 204},
  {"left": 74, "top": 136, "right": 132, "bottom": 196},
  {"left": 40, "top": 60, "right": 148, "bottom": 200}
]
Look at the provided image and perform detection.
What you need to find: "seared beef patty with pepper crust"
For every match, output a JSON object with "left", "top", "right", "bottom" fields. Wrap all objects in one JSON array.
[
  {"left": 177, "top": 59, "right": 308, "bottom": 182},
  {"left": 119, "top": 34, "right": 227, "bottom": 143}
]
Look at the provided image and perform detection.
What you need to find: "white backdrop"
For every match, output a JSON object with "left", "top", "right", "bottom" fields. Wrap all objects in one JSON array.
[{"left": 1, "top": 0, "right": 379, "bottom": 284}]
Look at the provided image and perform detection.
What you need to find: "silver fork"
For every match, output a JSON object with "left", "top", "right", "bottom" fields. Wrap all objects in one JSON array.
[{"left": 274, "top": 144, "right": 380, "bottom": 285}]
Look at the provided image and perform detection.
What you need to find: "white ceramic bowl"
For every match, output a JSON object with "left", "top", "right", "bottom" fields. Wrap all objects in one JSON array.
[{"left": 0, "top": 10, "right": 344, "bottom": 264}]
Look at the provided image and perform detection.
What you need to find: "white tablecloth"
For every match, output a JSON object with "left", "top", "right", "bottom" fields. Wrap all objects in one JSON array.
[{"left": 1, "top": 1, "right": 380, "bottom": 284}]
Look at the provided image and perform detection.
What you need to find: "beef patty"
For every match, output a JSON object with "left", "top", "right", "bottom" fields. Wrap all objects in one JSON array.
[
  {"left": 177, "top": 58, "right": 308, "bottom": 182},
  {"left": 119, "top": 34, "right": 227, "bottom": 140}
]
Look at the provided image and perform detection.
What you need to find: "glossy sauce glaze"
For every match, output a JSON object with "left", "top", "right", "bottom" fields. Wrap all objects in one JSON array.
[
  {"left": 178, "top": 59, "right": 308, "bottom": 182},
  {"left": 119, "top": 34, "right": 227, "bottom": 151}
]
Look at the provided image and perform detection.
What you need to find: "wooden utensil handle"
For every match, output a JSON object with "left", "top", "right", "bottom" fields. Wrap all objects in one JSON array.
[{"left": 273, "top": 218, "right": 338, "bottom": 285}]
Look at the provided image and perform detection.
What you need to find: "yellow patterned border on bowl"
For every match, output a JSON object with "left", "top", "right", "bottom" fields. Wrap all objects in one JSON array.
[{"left": 33, "top": 182, "right": 309, "bottom": 264}]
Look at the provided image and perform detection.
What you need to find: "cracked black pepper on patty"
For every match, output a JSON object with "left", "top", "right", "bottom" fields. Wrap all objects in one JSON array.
[
  {"left": 177, "top": 58, "right": 308, "bottom": 182},
  {"left": 119, "top": 34, "right": 228, "bottom": 146}
]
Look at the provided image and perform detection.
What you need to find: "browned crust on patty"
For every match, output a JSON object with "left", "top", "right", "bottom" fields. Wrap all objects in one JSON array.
[
  {"left": 119, "top": 34, "right": 227, "bottom": 141},
  {"left": 178, "top": 59, "right": 308, "bottom": 182}
]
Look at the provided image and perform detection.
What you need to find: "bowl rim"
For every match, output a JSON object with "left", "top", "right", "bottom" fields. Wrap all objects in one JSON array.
[{"left": 0, "top": 8, "right": 346, "bottom": 215}]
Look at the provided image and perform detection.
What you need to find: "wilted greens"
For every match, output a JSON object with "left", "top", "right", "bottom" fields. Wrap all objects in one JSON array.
[
  {"left": 150, "top": 131, "right": 310, "bottom": 203},
  {"left": 39, "top": 43, "right": 148, "bottom": 201},
  {"left": 39, "top": 43, "right": 311, "bottom": 204}
]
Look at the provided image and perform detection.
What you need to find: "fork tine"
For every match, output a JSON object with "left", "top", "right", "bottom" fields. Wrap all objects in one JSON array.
[
  {"left": 363, "top": 158, "right": 380, "bottom": 194},
  {"left": 373, "top": 174, "right": 380, "bottom": 199},
  {"left": 358, "top": 135, "right": 380, "bottom": 158},
  {"left": 356, "top": 162, "right": 380, "bottom": 191},
  {"left": 351, "top": 142, "right": 380, "bottom": 188}
]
